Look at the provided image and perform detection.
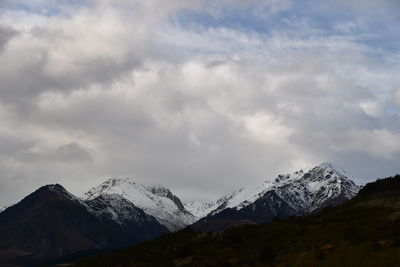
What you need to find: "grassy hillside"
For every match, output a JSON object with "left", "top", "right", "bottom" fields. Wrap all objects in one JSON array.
[{"left": 76, "top": 175, "right": 400, "bottom": 267}]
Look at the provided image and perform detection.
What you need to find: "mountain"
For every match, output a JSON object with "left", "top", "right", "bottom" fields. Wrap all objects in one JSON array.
[
  {"left": 272, "top": 163, "right": 360, "bottom": 214},
  {"left": 84, "top": 178, "right": 196, "bottom": 231},
  {"left": 0, "top": 184, "right": 167, "bottom": 265},
  {"left": 0, "top": 163, "right": 360, "bottom": 264},
  {"left": 76, "top": 175, "right": 400, "bottom": 267},
  {"left": 192, "top": 163, "right": 360, "bottom": 230}
]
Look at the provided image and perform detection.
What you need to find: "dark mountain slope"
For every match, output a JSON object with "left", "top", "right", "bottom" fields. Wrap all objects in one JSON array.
[{"left": 76, "top": 175, "right": 400, "bottom": 267}]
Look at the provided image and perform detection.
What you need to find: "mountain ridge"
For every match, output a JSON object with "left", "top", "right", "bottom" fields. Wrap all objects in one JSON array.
[{"left": 185, "top": 162, "right": 360, "bottom": 225}]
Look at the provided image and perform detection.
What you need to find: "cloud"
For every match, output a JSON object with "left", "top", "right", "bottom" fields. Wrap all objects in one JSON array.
[{"left": 0, "top": 0, "right": 399, "bottom": 205}]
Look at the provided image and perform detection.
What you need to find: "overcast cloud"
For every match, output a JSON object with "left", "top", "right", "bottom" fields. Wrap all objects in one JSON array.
[{"left": 0, "top": 0, "right": 399, "bottom": 205}]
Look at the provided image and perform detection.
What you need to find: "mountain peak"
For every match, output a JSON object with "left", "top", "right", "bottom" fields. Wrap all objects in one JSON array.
[
  {"left": 105, "top": 177, "right": 137, "bottom": 186},
  {"left": 147, "top": 185, "right": 173, "bottom": 196},
  {"left": 42, "top": 183, "right": 68, "bottom": 193},
  {"left": 314, "top": 162, "right": 346, "bottom": 175},
  {"left": 84, "top": 177, "right": 138, "bottom": 200},
  {"left": 36, "top": 184, "right": 88, "bottom": 208}
]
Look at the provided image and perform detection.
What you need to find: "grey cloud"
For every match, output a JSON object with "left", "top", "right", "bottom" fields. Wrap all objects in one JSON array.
[
  {"left": 15, "top": 142, "right": 93, "bottom": 164},
  {"left": 0, "top": 134, "right": 36, "bottom": 163},
  {"left": 0, "top": 132, "right": 92, "bottom": 165},
  {"left": 55, "top": 143, "right": 93, "bottom": 163}
]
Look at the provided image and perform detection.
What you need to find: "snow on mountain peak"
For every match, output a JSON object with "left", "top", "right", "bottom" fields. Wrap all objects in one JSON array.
[
  {"left": 267, "top": 162, "right": 360, "bottom": 213},
  {"left": 191, "top": 163, "right": 360, "bottom": 220},
  {"left": 314, "top": 162, "right": 346, "bottom": 176},
  {"left": 84, "top": 177, "right": 195, "bottom": 231},
  {"left": 266, "top": 168, "right": 305, "bottom": 186}
]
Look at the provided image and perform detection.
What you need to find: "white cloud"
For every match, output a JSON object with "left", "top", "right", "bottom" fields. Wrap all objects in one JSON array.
[
  {"left": 359, "top": 100, "right": 383, "bottom": 118},
  {"left": 241, "top": 113, "right": 293, "bottom": 145}
]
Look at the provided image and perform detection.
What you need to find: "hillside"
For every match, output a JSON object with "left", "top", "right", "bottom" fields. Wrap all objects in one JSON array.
[{"left": 76, "top": 175, "right": 400, "bottom": 267}]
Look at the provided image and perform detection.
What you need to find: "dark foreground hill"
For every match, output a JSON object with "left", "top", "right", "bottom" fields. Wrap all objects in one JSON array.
[{"left": 76, "top": 175, "right": 400, "bottom": 267}]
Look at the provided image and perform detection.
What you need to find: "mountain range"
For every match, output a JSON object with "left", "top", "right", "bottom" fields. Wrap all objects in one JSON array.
[
  {"left": 76, "top": 175, "right": 400, "bottom": 266},
  {"left": 0, "top": 162, "right": 361, "bottom": 264},
  {"left": 186, "top": 163, "right": 359, "bottom": 218},
  {"left": 188, "top": 163, "right": 360, "bottom": 231}
]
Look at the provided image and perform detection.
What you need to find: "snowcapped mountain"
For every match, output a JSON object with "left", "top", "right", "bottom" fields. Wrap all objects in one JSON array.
[
  {"left": 273, "top": 163, "right": 360, "bottom": 214},
  {"left": 192, "top": 163, "right": 360, "bottom": 223},
  {"left": 84, "top": 178, "right": 196, "bottom": 231}
]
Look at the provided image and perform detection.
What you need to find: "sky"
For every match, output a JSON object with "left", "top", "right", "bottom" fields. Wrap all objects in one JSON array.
[{"left": 0, "top": 0, "right": 399, "bottom": 205}]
